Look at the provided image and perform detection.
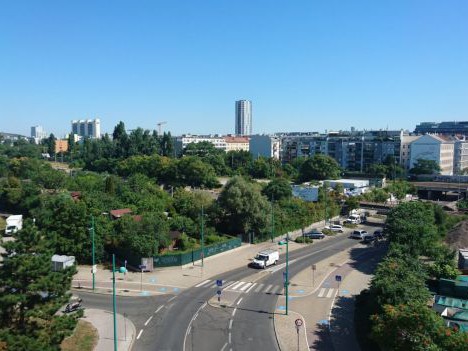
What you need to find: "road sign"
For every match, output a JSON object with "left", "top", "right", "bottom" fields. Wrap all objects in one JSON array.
[
  {"left": 295, "top": 318, "right": 303, "bottom": 327},
  {"left": 312, "top": 264, "right": 316, "bottom": 271},
  {"left": 91, "top": 265, "right": 97, "bottom": 274},
  {"left": 216, "top": 279, "right": 223, "bottom": 287},
  {"left": 216, "top": 290, "right": 222, "bottom": 296},
  {"left": 335, "top": 275, "right": 342, "bottom": 282},
  {"left": 139, "top": 265, "right": 146, "bottom": 270}
]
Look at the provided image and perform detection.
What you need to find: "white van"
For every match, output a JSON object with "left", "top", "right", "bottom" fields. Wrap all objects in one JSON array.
[
  {"left": 250, "top": 249, "right": 279, "bottom": 269},
  {"left": 345, "top": 214, "right": 361, "bottom": 224}
]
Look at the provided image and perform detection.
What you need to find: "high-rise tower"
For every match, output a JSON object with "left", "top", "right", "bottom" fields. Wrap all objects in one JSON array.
[{"left": 235, "top": 100, "right": 252, "bottom": 136}]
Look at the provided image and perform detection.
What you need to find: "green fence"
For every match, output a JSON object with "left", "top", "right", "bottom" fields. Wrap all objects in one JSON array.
[{"left": 153, "top": 237, "right": 241, "bottom": 267}]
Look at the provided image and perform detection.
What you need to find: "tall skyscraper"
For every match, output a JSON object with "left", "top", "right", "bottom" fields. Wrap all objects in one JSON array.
[
  {"left": 71, "top": 118, "right": 101, "bottom": 139},
  {"left": 235, "top": 100, "right": 252, "bottom": 136}
]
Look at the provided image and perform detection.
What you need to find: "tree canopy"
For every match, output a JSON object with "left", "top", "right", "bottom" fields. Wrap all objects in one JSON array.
[{"left": 299, "top": 154, "right": 341, "bottom": 181}]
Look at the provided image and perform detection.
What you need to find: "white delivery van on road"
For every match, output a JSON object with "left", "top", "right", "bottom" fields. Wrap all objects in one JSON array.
[
  {"left": 250, "top": 249, "right": 279, "bottom": 269},
  {"left": 5, "top": 215, "right": 23, "bottom": 236}
]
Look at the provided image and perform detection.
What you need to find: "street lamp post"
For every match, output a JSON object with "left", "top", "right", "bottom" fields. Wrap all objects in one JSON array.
[
  {"left": 201, "top": 205, "right": 204, "bottom": 268},
  {"left": 112, "top": 254, "right": 118, "bottom": 351},
  {"left": 278, "top": 239, "right": 289, "bottom": 315},
  {"left": 271, "top": 195, "right": 275, "bottom": 243},
  {"left": 90, "top": 216, "right": 96, "bottom": 291}
]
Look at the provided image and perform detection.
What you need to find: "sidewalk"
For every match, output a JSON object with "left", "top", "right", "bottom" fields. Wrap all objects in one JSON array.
[
  {"left": 274, "top": 239, "right": 386, "bottom": 351},
  {"left": 83, "top": 309, "right": 135, "bottom": 351},
  {"left": 72, "top": 218, "right": 339, "bottom": 296}
]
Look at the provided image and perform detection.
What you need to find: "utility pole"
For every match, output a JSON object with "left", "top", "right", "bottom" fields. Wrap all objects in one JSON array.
[
  {"left": 278, "top": 238, "right": 289, "bottom": 315},
  {"left": 201, "top": 205, "right": 204, "bottom": 267},
  {"left": 324, "top": 181, "right": 328, "bottom": 226},
  {"left": 271, "top": 195, "right": 274, "bottom": 242},
  {"left": 90, "top": 216, "right": 96, "bottom": 291},
  {"left": 112, "top": 254, "right": 118, "bottom": 351}
]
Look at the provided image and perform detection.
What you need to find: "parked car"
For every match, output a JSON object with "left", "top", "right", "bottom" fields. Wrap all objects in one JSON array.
[
  {"left": 350, "top": 230, "right": 368, "bottom": 240},
  {"left": 325, "top": 224, "right": 344, "bottom": 233},
  {"left": 373, "top": 230, "right": 383, "bottom": 239},
  {"left": 345, "top": 214, "right": 361, "bottom": 224},
  {"left": 305, "top": 229, "right": 325, "bottom": 239},
  {"left": 362, "top": 234, "right": 376, "bottom": 244},
  {"left": 249, "top": 249, "right": 279, "bottom": 269}
]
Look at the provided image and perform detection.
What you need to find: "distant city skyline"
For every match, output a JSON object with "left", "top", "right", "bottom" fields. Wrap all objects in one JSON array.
[{"left": 1, "top": 1, "right": 467, "bottom": 137}]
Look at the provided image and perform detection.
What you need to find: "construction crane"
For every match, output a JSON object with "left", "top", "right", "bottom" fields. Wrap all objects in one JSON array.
[{"left": 157, "top": 121, "right": 167, "bottom": 135}]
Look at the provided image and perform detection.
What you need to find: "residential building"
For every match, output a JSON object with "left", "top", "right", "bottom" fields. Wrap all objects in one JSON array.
[
  {"left": 453, "top": 136, "right": 468, "bottom": 174},
  {"left": 0, "top": 132, "right": 31, "bottom": 143},
  {"left": 31, "top": 125, "right": 47, "bottom": 144},
  {"left": 55, "top": 139, "right": 68, "bottom": 154},
  {"left": 235, "top": 100, "right": 252, "bottom": 136},
  {"left": 410, "top": 134, "right": 454, "bottom": 175},
  {"left": 281, "top": 130, "right": 403, "bottom": 172},
  {"left": 249, "top": 134, "right": 281, "bottom": 159},
  {"left": 174, "top": 134, "right": 227, "bottom": 154},
  {"left": 71, "top": 118, "right": 101, "bottom": 139},
  {"left": 224, "top": 136, "right": 249, "bottom": 152},
  {"left": 400, "top": 135, "right": 421, "bottom": 171},
  {"left": 415, "top": 121, "right": 468, "bottom": 136}
]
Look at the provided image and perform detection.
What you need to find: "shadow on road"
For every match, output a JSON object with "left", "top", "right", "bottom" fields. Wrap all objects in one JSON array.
[
  {"left": 310, "top": 324, "right": 334, "bottom": 351},
  {"left": 329, "top": 295, "right": 359, "bottom": 351}
]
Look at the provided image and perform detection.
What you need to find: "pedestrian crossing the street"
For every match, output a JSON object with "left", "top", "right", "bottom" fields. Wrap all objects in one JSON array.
[{"left": 194, "top": 280, "right": 284, "bottom": 295}]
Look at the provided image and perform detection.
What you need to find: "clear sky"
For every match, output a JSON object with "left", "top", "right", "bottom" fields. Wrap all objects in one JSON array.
[{"left": 1, "top": 1, "right": 467, "bottom": 137}]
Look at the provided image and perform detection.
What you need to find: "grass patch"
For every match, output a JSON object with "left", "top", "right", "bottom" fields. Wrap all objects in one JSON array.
[
  {"left": 343, "top": 223, "right": 358, "bottom": 229},
  {"left": 295, "top": 237, "right": 313, "bottom": 244},
  {"left": 60, "top": 320, "right": 98, "bottom": 351},
  {"left": 322, "top": 229, "right": 335, "bottom": 236}
]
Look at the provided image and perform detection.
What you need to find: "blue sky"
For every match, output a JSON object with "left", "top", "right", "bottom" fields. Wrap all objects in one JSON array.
[{"left": 1, "top": 1, "right": 467, "bottom": 137}]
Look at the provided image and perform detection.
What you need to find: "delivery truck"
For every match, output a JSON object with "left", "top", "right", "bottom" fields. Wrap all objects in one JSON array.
[{"left": 5, "top": 215, "right": 23, "bottom": 236}]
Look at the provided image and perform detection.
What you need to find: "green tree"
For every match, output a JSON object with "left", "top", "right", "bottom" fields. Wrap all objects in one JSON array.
[
  {"left": 262, "top": 178, "right": 292, "bottom": 201},
  {"left": 0, "top": 221, "right": 78, "bottom": 349},
  {"left": 299, "top": 154, "right": 341, "bottom": 181},
  {"left": 216, "top": 176, "right": 269, "bottom": 235},
  {"left": 410, "top": 159, "right": 441, "bottom": 175}
]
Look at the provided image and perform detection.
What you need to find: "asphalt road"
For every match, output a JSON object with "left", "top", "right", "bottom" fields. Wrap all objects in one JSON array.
[{"left": 78, "top": 224, "right": 382, "bottom": 351}]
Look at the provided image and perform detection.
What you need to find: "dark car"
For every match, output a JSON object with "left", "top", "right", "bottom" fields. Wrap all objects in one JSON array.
[
  {"left": 373, "top": 230, "right": 383, "bottom": 239},
  {"left": 305, "top": 230, "right": 325, "bottom": 239},
  {"left": 362, "top": 234, "right": 376, "bottom": 244}
]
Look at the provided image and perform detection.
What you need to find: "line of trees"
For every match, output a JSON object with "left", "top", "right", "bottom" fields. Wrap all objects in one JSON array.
[{"left": 356, "top": 201, "right": 468, "bottom": 350}]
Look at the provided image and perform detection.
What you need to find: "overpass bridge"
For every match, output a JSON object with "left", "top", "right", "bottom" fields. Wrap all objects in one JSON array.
[{"left": 413, "top": 182, "right": 468, "bottom": 201}]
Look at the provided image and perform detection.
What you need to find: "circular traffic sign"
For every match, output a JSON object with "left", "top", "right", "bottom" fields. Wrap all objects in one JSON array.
[{"left": 295, "top": 318, "right": 303, "bottom": 327}]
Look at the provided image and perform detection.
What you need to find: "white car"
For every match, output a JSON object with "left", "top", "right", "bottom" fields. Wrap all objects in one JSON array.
[
  {"left": 350, "top": 230, "right": 368, "bottom": 240},
  {"left": 325, "top": 224, "right": 344, "bottom": 233}
]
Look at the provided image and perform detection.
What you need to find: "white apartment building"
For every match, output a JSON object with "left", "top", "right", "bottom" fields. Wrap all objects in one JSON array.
[
  {"left": 410, "top": 134, "right": 454, "bottom": 175},
  {"left": 175, "top": 134, "right": 227, "bottom": 153},
  {"left": 71, "top": 118, "right": 101, "bottom": 139},
  {"left": 249, "top": 135, "right": 281, "bottom": 160},
  {"left": 453, "top": 136, "right": 468, "bottom": 174},
  {"left": 31, "top": 125, "right": 47, "bottom": 144},
  {"left": 400, "top": 135, "right": 421, "bottom": 170}
]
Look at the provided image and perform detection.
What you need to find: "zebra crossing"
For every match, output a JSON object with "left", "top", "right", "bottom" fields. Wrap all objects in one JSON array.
[
  {"left": 317, "top": 287, "right": 336, "bottom": 298},
  {"left": 194, "top": 279, "right": 283, "bottom": 295}
]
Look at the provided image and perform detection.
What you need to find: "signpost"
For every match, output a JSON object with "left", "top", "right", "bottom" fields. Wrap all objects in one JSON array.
[
  {"left": 216, "top": 289, "right": 222, "bottom": 302},
  {"left": 216, "top": 279, "right": 223, "bottom": 287},
  {"left": 139, "top": 265, "right": 146, "bottom": 292},
  {"left": 295, "top": 318, "right": 303, "bottom": 351},
  {"left": 335, "top": 274, "right": 342, "bottom": 293},
  {"left": 312, "top": 264, "right": 316, "bottom": 287}
]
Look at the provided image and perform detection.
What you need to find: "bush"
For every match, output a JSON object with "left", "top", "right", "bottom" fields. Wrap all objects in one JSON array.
[
  {"left": 322, "top": 229, "right": 335, "bottom": 236},
  {"left": 343, "top": 223, "right": 358, "bottom": 229},
  {"left": 295, "top": 237, "right": 313, "bottom": 244}
]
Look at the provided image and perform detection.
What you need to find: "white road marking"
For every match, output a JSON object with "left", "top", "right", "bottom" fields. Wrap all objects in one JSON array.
[
  {"left": 326, "top": 288, "right": 334, "bottom": 298},
  {"left": 254, "top": 283, "right": 264, "bottom": 292},
  {"left": 270, "top": 286, "right": 280, "bottom": 294},
  {"left": 229, "top": 319, "right": 233, "bottom": 329},
  {"left": 237, "top": 297, "right": 243, "bottom": 305},
  {"left": 183, "top": 302, "right": 207, "bottom": 351},
  {"left": 232, "top": 308, "right": 237, "bottom": 317},
  {"left": 240, "top": 282, "right": 252, "bottom": 291},
  {"left": 231, "top": 281, "right": 246, "bottom": 290},
  {"left": 229, "top": 332, "right": 231, "bottom": 343},
  {"left": 137, "top": 329, "right": 143, "bottom": 340},
  {"left": 155, "top": 305, "right": 164, "bottom": 314},
  {"left": 144, "top": 316, "right": 153, "bottom": 326},
  {"left": 329, "top": 288, "right": 339, "bottom": 330},
  {"left": 264, "top": 284, "right": 273, "bottom": 293},
  {"left": 245, "top": 283, "right": 256, "bottom": 293},
  {"left": 224, "top": 281, "right": 236, "bottom": 289},
  {"left": 195, "top": 280, "right": 211, "bottom": 287},
  {"left": 220, "top": 342, "right": 228, "bottom": 351},
  {"left": 318, "top": 288, "right": 326, "bottom": 298},
  {"left": 168, "top": 296, "right": 176, "bottom": 302}
]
